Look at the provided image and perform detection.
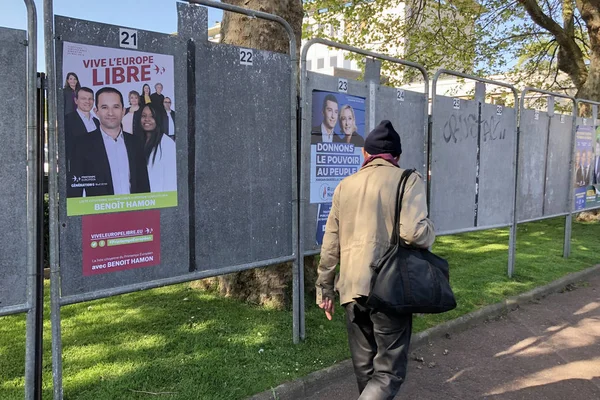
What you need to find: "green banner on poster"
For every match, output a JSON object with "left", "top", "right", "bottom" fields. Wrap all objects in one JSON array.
[{"left": 67, "top": 191, "right": 177, "bottom": 216}]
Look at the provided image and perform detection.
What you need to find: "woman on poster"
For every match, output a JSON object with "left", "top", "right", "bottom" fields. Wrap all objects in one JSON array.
[
  {"left": 339, "top": 104, "right": 364, "bottom": 147},
  {"left": 123, "top": 90, "right": 141, "bottom": 135},
  {"left": 141, "top": 84, "right": 152, "bottom": 106},
  {"left": 140, "top": 104, "right": 177, "bottom": 192},
  {"left": 63, "top": 72, "right": 81, "bottom": 115}
]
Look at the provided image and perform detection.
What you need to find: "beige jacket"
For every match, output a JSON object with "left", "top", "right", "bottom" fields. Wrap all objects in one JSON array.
[{"left": 316, "top": 158, "right": 436, "bottom": 305}]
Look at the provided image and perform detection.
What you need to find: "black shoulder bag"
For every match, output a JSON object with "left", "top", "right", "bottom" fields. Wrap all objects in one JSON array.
[{"left": 366, "top": 169, "right": 457, "bottom": 314}]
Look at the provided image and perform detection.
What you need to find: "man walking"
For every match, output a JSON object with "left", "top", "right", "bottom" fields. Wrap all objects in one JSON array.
[{"left": 316, "top": 120, "right": 435, "bottom": 399}]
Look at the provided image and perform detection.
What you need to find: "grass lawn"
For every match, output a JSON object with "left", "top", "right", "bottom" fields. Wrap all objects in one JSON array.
[{"left": 1, "top": 217, "right": 599, "bottom": 399}]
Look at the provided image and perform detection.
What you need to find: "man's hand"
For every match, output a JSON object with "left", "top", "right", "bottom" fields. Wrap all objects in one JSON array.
[{"left": 319, "top": 297, "right": 335, "bottom": 321}]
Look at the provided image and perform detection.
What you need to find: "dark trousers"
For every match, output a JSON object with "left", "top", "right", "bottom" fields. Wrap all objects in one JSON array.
[{"left": 345, "top": 298, "right": 413, "bottom": 400}]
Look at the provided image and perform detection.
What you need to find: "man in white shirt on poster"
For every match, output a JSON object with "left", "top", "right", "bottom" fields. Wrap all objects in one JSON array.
[
  {"left": 311, "top": 94, "right": 341, "bottom": 144},
  {"left": 64, "top": 87, "right": 99, "bottom": 169},
  {"left": 163, "top": 96, "right": 176, "bottom": 139},
  {"left": 67, "top": 87, "right": 150, "bottom": 198}
]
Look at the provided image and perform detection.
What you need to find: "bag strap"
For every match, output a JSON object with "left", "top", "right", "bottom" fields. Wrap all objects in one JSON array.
[{"left": 390, "top": 169, "right": 415, "bottom": 245}]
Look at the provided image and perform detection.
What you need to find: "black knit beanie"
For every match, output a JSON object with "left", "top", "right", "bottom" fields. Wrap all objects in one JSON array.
[{"left": 364, "top": 120, "right": 402, "bottom": 157}]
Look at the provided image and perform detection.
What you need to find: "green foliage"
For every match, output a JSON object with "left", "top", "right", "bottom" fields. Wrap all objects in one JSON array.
[
  {"left": 303, "top": 1, "right": 592, "bottom": 93},
  {"left": 2, "top": 217, "right": 600, "bottom": 399}
]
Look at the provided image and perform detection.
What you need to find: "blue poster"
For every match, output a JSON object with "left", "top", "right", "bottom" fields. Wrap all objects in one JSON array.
[
  {"left": 574, "top": 125, "right": 595, "bottom": 211},
  {"left": 316, "top": 203, "right": 331, "bottom": 246},
  {"left": 310, "top": 90, "right": 366, "bottom": 245}
]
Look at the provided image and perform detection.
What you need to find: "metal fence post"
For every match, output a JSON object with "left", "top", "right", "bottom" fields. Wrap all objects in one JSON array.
[
  {"left": 43, "top": 0, "right": 65, "bottom": 398},
  {"left": 22, "top": 1, "right": 40, "bottom": 399}
]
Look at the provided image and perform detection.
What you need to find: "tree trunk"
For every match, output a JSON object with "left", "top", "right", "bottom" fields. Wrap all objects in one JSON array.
[
  {"left": 191, "top": 1, "right": 314, "bottom": 310},
  {"left": 220, "top": 0, "right": 303, "bottom": 57}
]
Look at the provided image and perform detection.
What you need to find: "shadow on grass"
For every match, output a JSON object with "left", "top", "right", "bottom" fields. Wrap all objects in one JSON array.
[{"left": 1, "top": 217, "right": 599, "bottom": 400}]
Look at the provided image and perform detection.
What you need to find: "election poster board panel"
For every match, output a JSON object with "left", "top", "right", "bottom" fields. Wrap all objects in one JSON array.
[
  {"left": 0, "top": 27, "right": 28, "bottom": 310},
  {"left": 477, "top": 103, "right": 516, "bottom": 227},
  {"left": 194, "top": 43, "right": 293, "bottom": 270},
  {"left": 430, "top": 95, "right": 479, "bottom": 233},
  {"left": 310, "top": 90, "right": 366, "bottom": 245},
  {"left": 516, "top": 108, "right": 550, "bottom": 222},
  {"left": 62, "top": 41, "right": 177, "bottom": 217},
  {"left": 375, "top": 86, "right": 427, "bottom": 177},
  {"left": 574, "top": 124, "right": 596, "bottom": 211},
  {"left": 543, "top": 114, "right": 573, "bottom": 216},
  {"left": 55, "top": 14, "right": 193, "bottom": 298}
]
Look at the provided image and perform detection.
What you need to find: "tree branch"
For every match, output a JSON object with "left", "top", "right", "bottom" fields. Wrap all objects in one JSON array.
[{"left": 518, "top": 0, "right": 588, "bottom": 88}]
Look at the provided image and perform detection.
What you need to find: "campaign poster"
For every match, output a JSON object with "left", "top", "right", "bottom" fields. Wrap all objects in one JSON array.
[
  {"left": 589, "top": 126, "right": 600, "bottom": 207},
  {"left": 574, "top": 125, "right": 595, "bottom": 210},
  {"left": 62, "top": 41, "right": 178, "bottom": 216},
  {"left": 315, "top": 203, "right": 331, "bottom": 246},
  {"left": 82, "top": 210, "right": 160, "bottom": 276},
  {"left": 310, "top": 90, "right": 365, "bottom": 245}
]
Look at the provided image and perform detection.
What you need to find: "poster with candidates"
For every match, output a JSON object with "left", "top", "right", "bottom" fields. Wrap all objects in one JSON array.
[
  {"left": 310, "top": 90, "right": 366, "bottom": 245},
  {"left": 589, "top": 126, "right": 600, "bottom": 208},
  {"left": 574, "top": 124, "right": 595, "bottom": 210},
  {"left": 62, "top": 41, "right": 177, "bottom": 217}
]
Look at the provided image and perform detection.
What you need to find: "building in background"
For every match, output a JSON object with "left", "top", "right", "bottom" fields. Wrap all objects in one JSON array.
[{"left": 207, "top": 3, "right": 574, "bottom": 105}]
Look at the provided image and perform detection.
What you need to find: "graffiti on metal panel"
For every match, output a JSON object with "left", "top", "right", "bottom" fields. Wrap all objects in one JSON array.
[{"left": 442, "top": 114, "right": 508, "bottom": 144}]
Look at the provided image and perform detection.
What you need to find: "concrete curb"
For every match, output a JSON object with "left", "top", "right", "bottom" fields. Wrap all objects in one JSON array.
[{"left": 248, "top": 264, "right": 600, "bottom": 400}]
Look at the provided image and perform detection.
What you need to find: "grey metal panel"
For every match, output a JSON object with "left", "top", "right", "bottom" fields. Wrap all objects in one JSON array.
[
  {"left": 478, "top": 103, "right": 516, "bottom": 227},
  {"left": 430, "top": 96, "right": 479, "bottom": 233},
  {"left": 544, "top": 114, "right": 573, "bottom": 216},
  {"left": 0, "top": 27, "right": 28, "bottom": 310},
  {"left": 517, "top": 109, "right": 550, "bottom": 221},
  {"left": 302, "top": 72, "right": 368, "bottom": 253},
  {"left": 55, "top": 16, "right": 193, "bottom": 297},
  {"left": 194, "top": 42, "right": 293, "bottom": 270},
  {"left": 375, "top": 86, "right": 426, "bottom": 176}
]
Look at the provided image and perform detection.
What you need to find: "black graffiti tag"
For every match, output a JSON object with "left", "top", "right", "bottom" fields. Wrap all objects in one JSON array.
[
  {"left": 481, "top": 115, "right": 507, "bottom": 142},
  {"left": 442, "top": 113, "right": 477, "bottom": 144},
  {"left": 442, "top": 113, "right": 508, "bottom": 144}
]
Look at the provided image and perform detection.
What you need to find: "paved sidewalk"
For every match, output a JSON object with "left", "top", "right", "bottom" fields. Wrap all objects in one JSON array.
[{"left": 302, "top": 272, "right": 600, "bottom": 399}]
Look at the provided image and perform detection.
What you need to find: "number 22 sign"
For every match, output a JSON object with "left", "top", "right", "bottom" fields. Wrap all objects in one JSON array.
[{"left": 240, "top": 49, "right": 254, "bottom": 66}]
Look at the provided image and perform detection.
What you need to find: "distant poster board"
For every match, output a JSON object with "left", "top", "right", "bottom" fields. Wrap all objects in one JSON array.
[{"left": 574, "top": 125, "right": 599, "bottom": 210}]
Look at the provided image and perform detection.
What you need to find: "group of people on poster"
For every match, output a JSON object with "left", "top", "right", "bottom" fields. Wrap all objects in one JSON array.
[
  {"left": 63, "top": 72, "right": 177, "bottom": 198},
  {"left": 574, "top": 145, "right": 600, "bottom": 187}
]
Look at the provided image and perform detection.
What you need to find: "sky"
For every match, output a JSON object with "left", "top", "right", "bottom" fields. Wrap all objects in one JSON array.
[{"left": 1, "top": 0, "right": 223, "bottom": 71}]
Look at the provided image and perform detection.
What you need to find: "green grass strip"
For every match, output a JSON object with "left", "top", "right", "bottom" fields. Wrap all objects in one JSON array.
[{"left": 1, "top": 218, "right": 599, "bottom": 399}]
